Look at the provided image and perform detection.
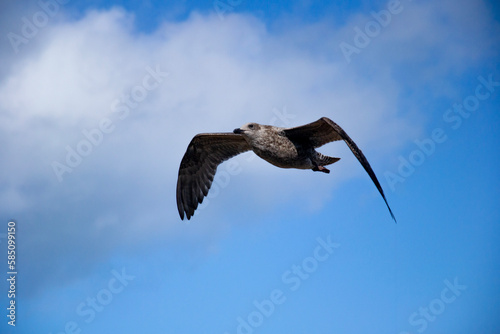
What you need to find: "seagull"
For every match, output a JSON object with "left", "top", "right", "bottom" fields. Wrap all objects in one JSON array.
[{"left": 176, "top": 117, "right": 396, "bottom": 221}]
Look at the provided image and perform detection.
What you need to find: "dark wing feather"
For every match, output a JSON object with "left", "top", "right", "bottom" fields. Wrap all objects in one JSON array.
[
  {"left": 283, "top": 117, "right": 343, "bottom": 147},
  {"left": 284, "top": 117, "right": 396, "bottom": 222},
  {"left": 176, "top": 133, "right": 251, "bottom": 220}
]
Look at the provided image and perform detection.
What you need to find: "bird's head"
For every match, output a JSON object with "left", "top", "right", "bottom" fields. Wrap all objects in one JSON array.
[{"left": 233, "top": 123, "right": 262, "bottom": 137}]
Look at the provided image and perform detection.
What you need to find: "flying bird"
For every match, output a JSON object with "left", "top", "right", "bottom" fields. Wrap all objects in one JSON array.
[{"left": 176, "top": 117, "right": 396, "bottom": 221}]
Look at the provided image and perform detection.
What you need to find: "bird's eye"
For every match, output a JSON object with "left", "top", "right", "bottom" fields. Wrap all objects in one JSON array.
[{"left": 248, "top": 124, "right": 254, "bottom": 129}]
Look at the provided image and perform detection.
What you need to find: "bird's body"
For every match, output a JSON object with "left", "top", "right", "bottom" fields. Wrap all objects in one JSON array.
[
  {"left": 176, "top": 117, "right": 396, "bottom": 221},
  {"left": 238, "top": 124, "right": 331, "bottom": 170}
]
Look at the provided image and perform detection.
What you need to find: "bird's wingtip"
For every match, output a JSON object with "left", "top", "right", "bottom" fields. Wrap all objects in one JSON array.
[{"left": 388, "top": 207, "right": 397, "bottom": 223}]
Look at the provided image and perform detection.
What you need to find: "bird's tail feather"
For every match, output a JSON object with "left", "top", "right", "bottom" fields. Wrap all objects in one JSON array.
[{"left": 317, "top": 153, "right": 340, "bottom": 166}]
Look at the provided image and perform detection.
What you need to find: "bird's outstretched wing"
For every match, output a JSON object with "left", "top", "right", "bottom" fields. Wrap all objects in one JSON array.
[
  {"left": 284, "top": 117, "right": 396, "bottom": 222},
  {"left": 176, "top": 133, "right": 251, "bottom": 220}
]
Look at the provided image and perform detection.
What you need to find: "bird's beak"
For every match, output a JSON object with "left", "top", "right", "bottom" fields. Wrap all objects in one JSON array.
[{"left": 233, "top": 128, "right": 243, "bottom": 134}]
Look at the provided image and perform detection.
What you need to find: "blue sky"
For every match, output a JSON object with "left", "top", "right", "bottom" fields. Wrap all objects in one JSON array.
[{"left": 0, "top": 0, "right": 499, "bottom": 333}]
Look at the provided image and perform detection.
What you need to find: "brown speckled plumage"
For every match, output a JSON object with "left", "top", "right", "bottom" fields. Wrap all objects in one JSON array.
[{"left": 176, "top": 117, "right": 396, "bottom": 221}]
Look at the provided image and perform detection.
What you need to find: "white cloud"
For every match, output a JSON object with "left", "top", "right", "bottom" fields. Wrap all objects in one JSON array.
[{"left": 0, "top": 0, "right": 497, "bottom": 295}]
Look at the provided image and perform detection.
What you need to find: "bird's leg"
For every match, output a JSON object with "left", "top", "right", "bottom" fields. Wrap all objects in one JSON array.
[{"left": 312, "top": 165, "right": 330, "bottom": 173}]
